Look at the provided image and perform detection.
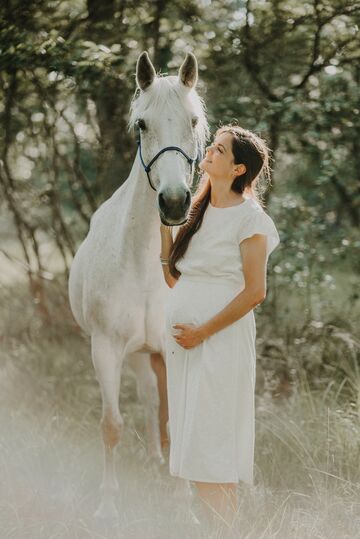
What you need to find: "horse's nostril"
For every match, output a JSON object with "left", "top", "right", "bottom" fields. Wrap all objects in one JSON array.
[
  {"left": 185, "top": 191, "right": 191, "bottom": 207},
  {"left": 158, "top": 192, "right": 165, "bottom": 210}
]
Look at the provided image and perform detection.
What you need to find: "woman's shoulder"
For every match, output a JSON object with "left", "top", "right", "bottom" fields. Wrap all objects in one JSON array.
[
  {"left": 237, "top": 198, "right": 281, "bottom": 255},
  {"left": 242, "top": 197, "right": 277, "bottom": 222},
  {"left": 245, "top": 197, "right": 265, "bottom": 213}
]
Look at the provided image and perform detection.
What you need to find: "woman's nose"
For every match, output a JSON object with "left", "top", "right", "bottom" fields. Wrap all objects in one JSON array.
[{"left": 206, "top": 145, "right": 214, "bottom": 155}]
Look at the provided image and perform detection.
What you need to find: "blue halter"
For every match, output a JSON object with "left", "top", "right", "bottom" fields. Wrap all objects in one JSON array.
[{"left": 135, "top": 124, "right": 199, "bottom": 191}]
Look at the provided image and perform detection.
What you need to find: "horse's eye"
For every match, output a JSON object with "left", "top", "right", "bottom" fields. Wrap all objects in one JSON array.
[
  {"left": 191, "top": 117, "right": 198, "bottom": 128},
  {"left": 136, "top": 119, "right": 146, "bottom": 130}
]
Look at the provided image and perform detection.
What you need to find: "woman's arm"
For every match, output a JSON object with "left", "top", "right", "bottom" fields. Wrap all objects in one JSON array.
[
  {"left": 160, "top": 224, "right": 178, "bottom": 288},
  {"left": 198, "top": 234, "right": 267, "bottom": 339}
]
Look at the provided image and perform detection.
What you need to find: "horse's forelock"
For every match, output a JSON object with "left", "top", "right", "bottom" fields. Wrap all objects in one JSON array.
[{"left": 128, "top": 76, "right": 209, "bottom": 152}]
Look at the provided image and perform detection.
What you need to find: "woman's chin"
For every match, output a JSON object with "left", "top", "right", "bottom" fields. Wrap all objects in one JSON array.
[{"left": 199, "top": 160, "right": 210, "bottom": 173}]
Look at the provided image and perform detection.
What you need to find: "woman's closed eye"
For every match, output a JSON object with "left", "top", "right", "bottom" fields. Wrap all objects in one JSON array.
[{"left": 207, "top": 145, "right": 223, "bottom": 154}]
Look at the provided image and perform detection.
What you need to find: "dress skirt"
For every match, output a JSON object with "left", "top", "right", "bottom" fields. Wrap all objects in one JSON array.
[{"left": 164, "top": 274, "right": 256, "bottom": 485}]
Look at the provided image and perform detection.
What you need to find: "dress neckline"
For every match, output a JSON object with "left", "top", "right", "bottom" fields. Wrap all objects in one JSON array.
[{"left": 208, "top": 197, "right": 251, "bottom": 209}]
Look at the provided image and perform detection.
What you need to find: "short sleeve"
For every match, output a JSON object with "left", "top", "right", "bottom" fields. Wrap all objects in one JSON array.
[{"left": 238, "top": 211, "right": 280, "bottom": 258}]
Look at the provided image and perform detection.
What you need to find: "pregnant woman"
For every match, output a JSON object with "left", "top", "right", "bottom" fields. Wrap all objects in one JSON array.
[{"left": 160, "top": 124, "right": 280, "bottom": 529}]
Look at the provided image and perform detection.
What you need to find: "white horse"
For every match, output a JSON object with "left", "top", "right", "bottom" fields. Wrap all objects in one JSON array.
[{"left": 68, "top": 51, "right": 208, "bottom": 518}]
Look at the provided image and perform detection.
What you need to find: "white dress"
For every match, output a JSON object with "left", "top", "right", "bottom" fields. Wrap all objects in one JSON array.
[{"left": 164, "top": 197, "right": 280, "bottom": 485}]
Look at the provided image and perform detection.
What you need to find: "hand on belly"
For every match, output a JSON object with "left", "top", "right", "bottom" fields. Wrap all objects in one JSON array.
[{"left": 171, "top": 322, "right": 205, "bottom": 350}]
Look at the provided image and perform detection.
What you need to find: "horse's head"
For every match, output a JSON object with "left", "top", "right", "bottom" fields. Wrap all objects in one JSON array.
[{"left": 129, "top": 51, "right": 209, "bottom": 226}]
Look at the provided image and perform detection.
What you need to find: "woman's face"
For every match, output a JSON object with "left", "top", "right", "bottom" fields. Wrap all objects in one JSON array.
[{"left": 199, "top": 132, "right": 245, "bottom": 180}]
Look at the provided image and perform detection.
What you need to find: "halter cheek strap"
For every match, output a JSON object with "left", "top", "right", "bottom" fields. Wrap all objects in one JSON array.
[{"left": 135, "top": 125, "right": 198, "bottom": 192}]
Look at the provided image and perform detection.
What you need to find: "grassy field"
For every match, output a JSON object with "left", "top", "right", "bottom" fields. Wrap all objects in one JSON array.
[{"left": 0, "top": 268, "right": 359, "bottom": 538}]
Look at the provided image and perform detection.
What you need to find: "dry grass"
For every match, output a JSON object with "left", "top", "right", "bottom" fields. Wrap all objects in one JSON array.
[{"left": 0, "top": 276, "right": 359, "bottom": 539}]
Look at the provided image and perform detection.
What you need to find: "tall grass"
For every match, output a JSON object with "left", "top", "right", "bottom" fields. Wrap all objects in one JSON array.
[{"left": 0, "top": 276, "right": 359, "bottom": 538}]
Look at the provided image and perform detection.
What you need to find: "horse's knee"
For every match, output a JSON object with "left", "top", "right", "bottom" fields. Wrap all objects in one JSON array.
[{"left": 101, "top": 412, "right": 123, "bottom": 449}]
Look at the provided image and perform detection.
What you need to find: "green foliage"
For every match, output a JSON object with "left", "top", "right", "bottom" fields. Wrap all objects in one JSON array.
[{"left": 0, "top": 0, "right": 359, "bottom": 342}]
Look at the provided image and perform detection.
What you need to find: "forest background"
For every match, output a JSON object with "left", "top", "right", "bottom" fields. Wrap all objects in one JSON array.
[{"left": 0, "top": 1, "right": 359, "bottom": 537}]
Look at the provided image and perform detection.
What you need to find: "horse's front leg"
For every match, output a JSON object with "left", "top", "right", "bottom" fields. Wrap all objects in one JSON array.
[{"left": 91, "top": 333, "right": 124, "bottom": 520}]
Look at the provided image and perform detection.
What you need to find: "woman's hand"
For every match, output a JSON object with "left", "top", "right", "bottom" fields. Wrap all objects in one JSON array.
[{"left": 172, "top": 323, "right": 207, "bottom": 349}]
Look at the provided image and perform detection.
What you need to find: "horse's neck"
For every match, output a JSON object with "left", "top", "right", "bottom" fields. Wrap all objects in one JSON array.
[
  {"left": 116, "top": 158, "right": 160, "bottom": 265},
  {"left": 127, "top": 157, "right": 158, "bottom": 224}
]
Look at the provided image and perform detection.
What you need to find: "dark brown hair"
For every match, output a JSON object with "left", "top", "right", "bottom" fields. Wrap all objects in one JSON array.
[{"left": 168, "top": 124, "right": 272, "bottom": 279}]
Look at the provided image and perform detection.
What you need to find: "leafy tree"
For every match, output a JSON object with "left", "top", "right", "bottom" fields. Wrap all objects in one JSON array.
[{"left": 0, "top": 0, "right": 359, "bottom": 327}]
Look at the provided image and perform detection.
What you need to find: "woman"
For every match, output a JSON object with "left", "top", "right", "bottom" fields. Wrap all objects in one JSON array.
[{"left": 159, "top": 124, "right": 280, "bottom": 529}]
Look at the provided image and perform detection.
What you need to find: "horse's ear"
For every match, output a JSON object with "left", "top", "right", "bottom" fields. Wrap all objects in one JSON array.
[
  {"left": 178, "top": 52, "right": 198, "bottom": 89},
  {"left": 136, "top": 51, "right": 156, "bottom": 91}
]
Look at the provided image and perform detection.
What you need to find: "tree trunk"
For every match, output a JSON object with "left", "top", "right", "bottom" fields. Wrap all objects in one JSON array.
[{"left": 86, "top": 0, "right": 135, "bottom": 199}]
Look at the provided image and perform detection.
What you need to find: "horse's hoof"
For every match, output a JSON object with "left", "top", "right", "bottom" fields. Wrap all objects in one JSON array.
[
  {"left": 156, "top": 453, "right": 165, "bottom": 466},
  {"left": 147, "top": 447, "right": 165, "bottom": 466},
  {"left": 93, "top": 499, "right": 119, "bottom": 522}
]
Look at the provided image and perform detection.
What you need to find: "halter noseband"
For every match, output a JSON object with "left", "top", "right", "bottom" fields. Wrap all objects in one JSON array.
[{"left": 135, "top": 123, "right": 198, "bottom": 191}]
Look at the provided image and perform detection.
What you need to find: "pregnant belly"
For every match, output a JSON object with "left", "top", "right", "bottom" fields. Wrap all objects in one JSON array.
[{"left": 165, "top": 277, "right": 243, "bottom": 328}]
